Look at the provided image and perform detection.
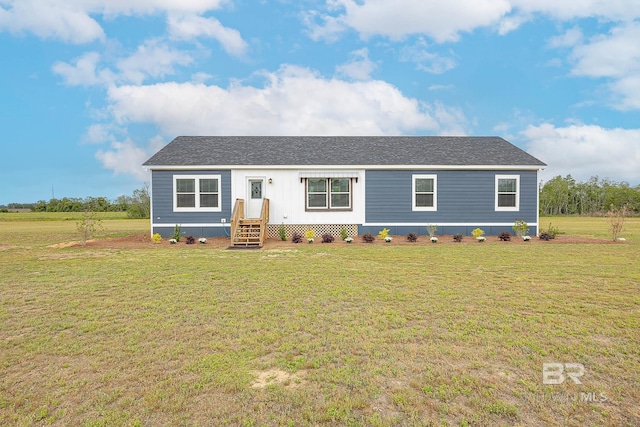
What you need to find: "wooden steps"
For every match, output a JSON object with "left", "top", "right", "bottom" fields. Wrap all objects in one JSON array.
[
  {"left": 233, "top": 220, "right": 262, "bottom": 246},
  {"left": 230, "top": 198, "right": 269, "bottom": 248}
]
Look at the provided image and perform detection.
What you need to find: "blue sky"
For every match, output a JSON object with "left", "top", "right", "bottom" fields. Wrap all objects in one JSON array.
[{"left": 1, "top": 0, "right": 640, "bottom": 204}]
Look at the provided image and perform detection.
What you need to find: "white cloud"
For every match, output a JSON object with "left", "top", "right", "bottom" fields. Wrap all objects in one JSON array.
[
  {"left": 523, "top": 123, "right": 640, "bottom": 183},
  {"left": 191, "top": 72, "right": 214, "bottom": 84},
  {"left": 335, "top": 48, "right": 377, "bottom": 80},
  {"left": 311, "top": 0, "right": 512, "bottom": 43},
  {"left": 548, "top": 27, "right": 583, "bottom": 48},
  {"left": 564, "top": 22, "right": 640, "bottom": 110},
  {"left": 95, "top": 138, "right": 154, "bottom": 180},
  {"left": 115, "top": 39, "right": 193, "bottom": 85},
  {"left": 400, "top": 38, "right": 456, "bottom": 74},
  {"left": 97, "top": 0, "right": 228, "bottom": 16},
  {"left": 52, "top": 52, "right": 113, "bottom": 86},
  {"left": 105, "top": 65, "right": 468, "bottom": 138},
  {"left": 0, "top": 0, "right": 104, "bottom": 44},
  {"left": 571, "top": 23, "right": 640, "bottom": 78},
  {"left": 0, "top": 0, "right": 229, "bottom": 43},
  {"left": 82, "top": 124, "right": 117, "bottom": 144},
  {"left": 428, "top": 84, "right": 454, "bottom": 91},
  {"left": 307, "top": 0, "right": 640, "bottom": 44},
  {"left": 511, "top": 0, "right": 640, "bottom": 22},
  {"left": 52, "top": 40, "right": 193, "bottom": 86},
  {"left": 303, "top": 10, "right": 347, "bottom": 42},
  {"left": 167, "top": 13, "right": 248, "bottom": 57}
]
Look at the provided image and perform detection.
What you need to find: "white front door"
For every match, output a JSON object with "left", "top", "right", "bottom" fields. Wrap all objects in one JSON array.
[{"left": 246, "top": 178, "right": 264, "bottom": 218}]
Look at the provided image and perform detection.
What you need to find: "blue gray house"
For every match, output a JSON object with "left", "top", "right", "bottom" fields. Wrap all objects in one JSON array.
[{"left": 143, "top": 136, "right": 546, "bottom": 245}]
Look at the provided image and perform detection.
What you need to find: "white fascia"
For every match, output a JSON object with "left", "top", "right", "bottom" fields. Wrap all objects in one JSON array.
[{"left": 146, "top": 164, "right": 545, "bottom": 171}]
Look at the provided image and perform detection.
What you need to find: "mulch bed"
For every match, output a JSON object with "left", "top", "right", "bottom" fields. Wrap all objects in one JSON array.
[{"left": 69, "top": 233, "right": 620, "bottom": 249}]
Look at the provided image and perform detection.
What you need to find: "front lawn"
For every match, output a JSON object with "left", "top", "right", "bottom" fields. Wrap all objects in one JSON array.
[{"left": 0, "top": 216, "right": 638, "bottom": 426}]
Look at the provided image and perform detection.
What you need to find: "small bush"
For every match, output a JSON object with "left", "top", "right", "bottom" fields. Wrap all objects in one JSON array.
[
  {"left": 539, "top": 232, "right": 552, "bottom": 241},
  {"left": 377, "top": 228, "right": 390, "bottom": 240},
  {"left": 453, "top": 233, "right": 463, "bottom": 242},
  {"left": 425, "top": 224, "right": 438, "bottom": 237},
  {"left": 498, "top": 232, "right": 511, "bottom": 241},
  {"left": 406, "top": 232, "right": 418, "bottom": 242},
  {"left": 151, "top": 233, "right": 162, "bottom": 243},
  {"left": 471, "top": 228, "right": 485, "bottom": 239},
  {"left": 305, "top": 230, "right": 315, "bottom": 240},
  {"left": 185, "top": 235, "right": 196, "bottom": 244},
  {"left": 545, "top": 222, "right": 561, "bottom": 238},
  {"left": 362, "top": 232, "right": 375, "bottom": 243},
  {"left": 321, "top": 233, "right": 335, "bottom": 243},
  {"left": 512, "top": 219, "right": 529, "bottom": 237},
  {"left": 340, "top": 227, "right": 349, "bottom": 241},
  {"left": 278, "top": 224, "right": 287, "bottom": 241},
  {"left": 172, "top": 224, "right": 182, "bottom": 242},
  {"left": 291, "top": 232, "right": 303, "bottom": 243}
]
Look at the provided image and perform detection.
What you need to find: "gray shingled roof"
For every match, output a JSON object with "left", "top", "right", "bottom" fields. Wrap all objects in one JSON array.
[{"left": 143, "top": 136, "right": 546, "bottom": 167}]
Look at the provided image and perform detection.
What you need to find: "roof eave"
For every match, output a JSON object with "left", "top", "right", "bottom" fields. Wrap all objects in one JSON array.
[{"left": 144, "top": 164, "right": 546, "bottom": 171}]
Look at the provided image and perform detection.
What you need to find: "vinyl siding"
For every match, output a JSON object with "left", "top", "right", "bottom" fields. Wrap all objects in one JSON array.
[
  {"left": 151, "top": 169, "right": 232, "bottom": 225},
  {"left": 365, "top": 169, "right": 538, "bottom": 224}
]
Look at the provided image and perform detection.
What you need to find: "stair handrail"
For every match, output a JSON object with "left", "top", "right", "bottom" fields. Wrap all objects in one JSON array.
[
  {"left": 230, "top": 198, "right": 244, "bottom": 242},
  {"left": 259, "top": 198, "right": 269, "bottom": 245}
]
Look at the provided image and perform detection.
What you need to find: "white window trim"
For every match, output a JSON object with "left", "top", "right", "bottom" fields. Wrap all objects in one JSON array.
[
  {"left": 306, "top": 178, "right": 352, "bottom": 210},
  {"left": 495, "top": 174, "right": 520, "bottom": 211},
  {"left": 173, "top": 174, "right": 222, "bottom": 212},
  {"left": 412, "top": 174, "right": 437, "bottom": 211}
]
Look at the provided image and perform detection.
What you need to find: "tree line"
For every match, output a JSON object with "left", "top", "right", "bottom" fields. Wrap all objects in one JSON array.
[
  {"left": 7, "top": 185, "right": 151, "bottom": 218},
  {"left": 540, "top": 175, "right": 640, "bottom": 216},
  {"left": 4, "top": 178, "right": 638, "bottom": 218}
]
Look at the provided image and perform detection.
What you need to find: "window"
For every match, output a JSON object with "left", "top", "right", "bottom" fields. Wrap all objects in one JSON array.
[
  {"left": 495, "top": 175, "right": 519, "bottom": 211},
  {"left": 174, "top": 175, "right": 221, "bottom": 211},
  {"left": 412, "top": 175, "right": 437, "bottom": 211},
  {"left": 306, "top": 178, "right": 352, "bottom": 210}
]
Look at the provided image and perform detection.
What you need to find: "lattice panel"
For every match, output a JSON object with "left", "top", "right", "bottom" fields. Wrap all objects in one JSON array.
[{"left": 267, "top": 224, "right": 358, "bottom": 239}]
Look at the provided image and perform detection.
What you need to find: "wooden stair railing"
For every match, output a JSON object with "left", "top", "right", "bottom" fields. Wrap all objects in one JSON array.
[
  {"left": 230, "top": 198, "right": 269, "bottom": 247},
  {"left": 230, "top": 198, "right": 244, "bottom": 244},
  {"left": 259, "top": 198, "right": 269, "bottom": 246}
]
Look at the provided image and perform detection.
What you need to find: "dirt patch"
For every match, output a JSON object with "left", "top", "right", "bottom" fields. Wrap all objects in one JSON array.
[
  {"left": 250, "top": 369, "right": 306, "bottom": 389},
  {"left": 48, "top": 240, "right": 96, "bottom": 248}
]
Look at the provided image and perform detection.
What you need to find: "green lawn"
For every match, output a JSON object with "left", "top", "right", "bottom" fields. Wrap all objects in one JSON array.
[{"left": 1, "top": 216, "right": 639, "bottom": 426}]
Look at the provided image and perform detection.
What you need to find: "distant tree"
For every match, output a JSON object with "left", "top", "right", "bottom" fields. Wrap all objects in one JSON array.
[
  {"left": 540, "top": 175, "right": 640, "bottom": 215},
  {"left": 76, "top": 203, "right": 104, "bottom": 246},
  {"left": 607, "top": 204, "right": 628, "bottom": 241},
  {"left": 126, "top": 183, "right": 150, "bottom": 219}
]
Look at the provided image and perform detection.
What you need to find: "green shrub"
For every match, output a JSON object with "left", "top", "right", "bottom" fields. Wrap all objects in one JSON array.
[
  {"left": 278, "top": 224, "right": 287, "bottom": 241},
  {"left": 471, "top": 228, "right": 485, "bottom": 239},
  {"left": 172, "top": 224, "right": 182, "bottom": 242},
  {"left": 377, "top": 228, "right": 390, "bottom": 240},
  {"left": 512, "top": 219, "right": 529, "bottom": 237},
  {"left": 543, "top": 222, "right": 561, "bottom": 239}
]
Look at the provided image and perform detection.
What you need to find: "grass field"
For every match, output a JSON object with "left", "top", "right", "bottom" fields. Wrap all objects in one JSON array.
[{"left": 1, "top": 214, "right": 639, "bottom": 426}]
